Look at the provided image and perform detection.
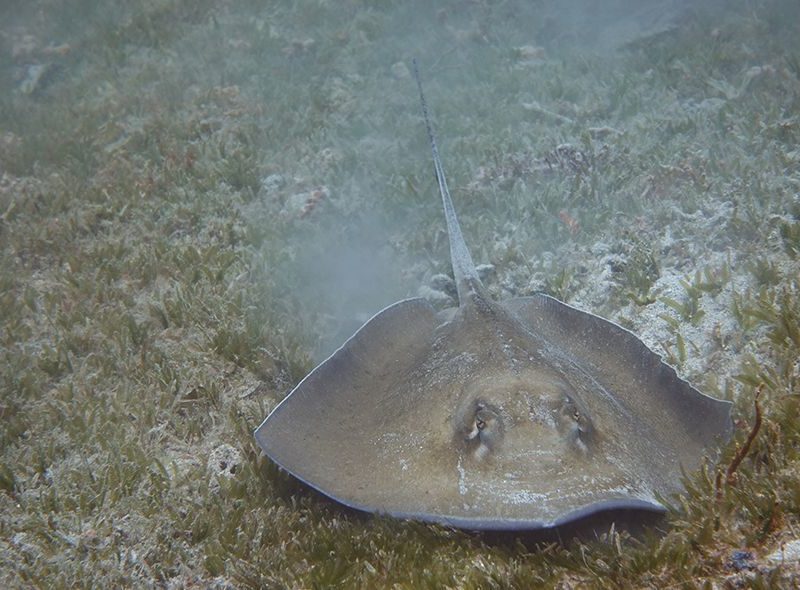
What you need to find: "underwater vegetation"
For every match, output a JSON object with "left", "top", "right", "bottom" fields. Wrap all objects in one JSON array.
[{"left": 1, "top": 0, "right": 799, "bottom": 587}]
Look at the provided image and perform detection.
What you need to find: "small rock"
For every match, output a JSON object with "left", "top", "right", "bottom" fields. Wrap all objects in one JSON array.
[
  {"left": 418, "top": 284, "right": 454, "bottom": 306},
  {"left": 767, "top": 539, "right": 800, "bottom": 564},
  {"left": 260, "top": 173, "right": 285, "bottom": 195},
  {"left": 19, "top": 63, "right": 51, "bottom": 95},
  {"left": 430, "top": 273, "right": 456, "bottom": 298},
  {"left": 476, "top": 264, "right": 496, "bottom": 282},
  {"left": 516, "top": 45, "right": 545, "bottom": 59},
  {"left": 391, "top": 61, "right": 410, "bottom": 80}
]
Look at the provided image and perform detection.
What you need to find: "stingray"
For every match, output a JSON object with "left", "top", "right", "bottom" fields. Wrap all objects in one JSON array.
[{"left": 254, "top": 62, "right": 732, "bottom": 531}]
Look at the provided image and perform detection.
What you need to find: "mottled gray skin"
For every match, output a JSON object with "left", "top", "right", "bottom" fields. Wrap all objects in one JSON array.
[{"left": 254, "top": 62, "right": 732, "bottom": 531}]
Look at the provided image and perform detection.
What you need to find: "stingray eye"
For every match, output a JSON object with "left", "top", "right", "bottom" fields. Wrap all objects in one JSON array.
[
  {"left": 476, "top": 418, "right": 486, "bottom": 430},
  {"left": 572, "top": 410, "right": 581, "bottom": 422}
]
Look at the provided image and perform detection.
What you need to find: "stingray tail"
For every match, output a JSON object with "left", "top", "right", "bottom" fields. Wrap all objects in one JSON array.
[{"left": 413, "top": 59, "right": 483, "bottom": 305}]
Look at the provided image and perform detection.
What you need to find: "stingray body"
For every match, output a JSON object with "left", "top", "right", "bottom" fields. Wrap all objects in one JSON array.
[{"left": 254, "top": 62, "right": 732, "bottom": 531}]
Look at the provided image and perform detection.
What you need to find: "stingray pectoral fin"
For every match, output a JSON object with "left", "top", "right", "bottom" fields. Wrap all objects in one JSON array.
[
  {"left": 505, "top": 294, "right": 732, "bottom": 475},
  {"left": 254, "top": 297, "right": 438, "bottom": 509}
]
